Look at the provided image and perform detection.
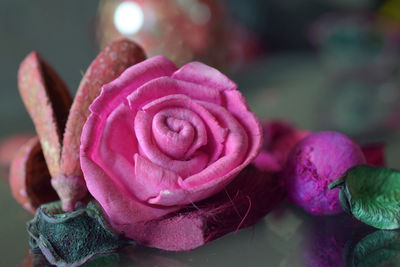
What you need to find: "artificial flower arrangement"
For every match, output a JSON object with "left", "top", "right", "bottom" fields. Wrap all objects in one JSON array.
[{"left": 8, "top": 39, "right": 400, "bottom": 266}]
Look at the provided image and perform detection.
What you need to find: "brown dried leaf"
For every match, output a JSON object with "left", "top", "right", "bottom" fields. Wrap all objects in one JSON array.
[
  {"left": 61, "top": 39, "right": 146, "bottom": 176},
  {"left": 18, "top": 52, "right": 72, "bottom": 178},
  {"left": 9, "top": 137, "right": 58, "bottom": 213}
]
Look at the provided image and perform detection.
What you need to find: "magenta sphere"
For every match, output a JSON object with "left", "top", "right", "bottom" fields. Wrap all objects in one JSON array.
[{"left": 284, "top": 131, "right": 366, "bottom": 215}]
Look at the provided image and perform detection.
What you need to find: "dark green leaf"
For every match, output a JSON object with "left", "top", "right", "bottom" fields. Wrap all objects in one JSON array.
[
  {"left": 330, "top": 165, "right": 400, "bottom": 230},
  {"left": 27, "top": 200, "right": 134, "bottom": 267},
  {"left": 347, "top": 230, "right": 400, "bottom": 267}
]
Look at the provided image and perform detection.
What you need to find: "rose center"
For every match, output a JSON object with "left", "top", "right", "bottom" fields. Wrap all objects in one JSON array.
[{"left": 152, "top": 108, "right": 207, "bottom": 160}]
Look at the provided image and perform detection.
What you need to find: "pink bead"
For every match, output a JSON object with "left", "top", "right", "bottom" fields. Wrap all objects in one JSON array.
[{"left": 284, "top": 131, "right": 366, "bottom": 216}]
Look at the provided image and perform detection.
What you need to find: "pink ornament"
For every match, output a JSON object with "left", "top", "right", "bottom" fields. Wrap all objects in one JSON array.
[
  {"left": 283, "top": 131, "right": 366, "bottom": 216},
  {"left": 80, "top": 56, "right": 263, "bottom": 250},
  {"left": 97, "top": 0, "right": 260, "bottom": 70}
]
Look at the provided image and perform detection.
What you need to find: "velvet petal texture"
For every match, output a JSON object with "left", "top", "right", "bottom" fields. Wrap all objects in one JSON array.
[
  {"left": 120, "top": 165, "right": 285, "bottom": 251},
  {"left": 80, "top": 56, "right": 263, "bottom": 249},
  {"left": 253, "top": 120, "right": 310, "bottom": 172}
]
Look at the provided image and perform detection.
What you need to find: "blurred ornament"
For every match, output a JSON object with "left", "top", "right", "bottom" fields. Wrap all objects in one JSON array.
[
  {"left": 310, "top": 14, "right": 400, "bottom": 75},
  {"left": 318, "top": 76, "right": 400, "bottom": 138},
  {"left": 377, "top": 0, "right": 400, "bottom": 44},
  {"left": 378, "top": 0, "right": 400, "bottom": 26},
  {"left": 323, "top": 0, "right": 375, "bottom": 9},
  {"left": 0, "top": 134, "right": 34, "bottom": 167},
  {"left": 97, "top": 0, "right": 261, "bottom": 71},
  {"left": 225, "top": 0, "right": 270, "bottom": 37},
  {"left": 311, "top": 14, "right": 400, "bottom": 138},
  {"left": 0, "top": 134, "right": 34, "bottom": 182}
]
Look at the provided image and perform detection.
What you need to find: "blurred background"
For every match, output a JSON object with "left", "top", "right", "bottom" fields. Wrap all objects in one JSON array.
[{"left": 2, "top": 0, "right": 400, "bottom": 266}]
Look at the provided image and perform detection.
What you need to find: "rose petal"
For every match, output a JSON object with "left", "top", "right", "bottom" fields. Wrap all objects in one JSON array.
[
  {"left": 127, "top": 77, "right": 225, "bottom": 162},
  {"left": 149, "top": 101, "right": 252, "bottom": 206},
  {"left": 152, "top": 108, "right": 207, "bottom": 159},
  {"left": 90, "top": 56, "right": 178, "bottom": 116},
  {"left": 134, "top": 154, "right": 181, "bottom": 201},
  {"left": 181, "top": 101, "right": 248, "bottom": 187},
  {"left": 81, "top": 122, "right": 178, "bottom": 225},
  {"left": 172, "top": 62, "right": 237, "bottom": 91},
  {"left": 147, "top": 186, "right": 188, "bottom": 206},
  {"left": 100, "top": 103, "right": 138, "bottom": 166},
  {"left": 84, "top": 102, "right": 184, "bottom": 211},
  {"left": 172, "top": 98, "right": 262, "bottom": 204},
  {"left": 223, "top": 90, "right": 263, "bottom": 166},
  {"left": 92, "top": 104, "right": 140, "bottom": 200},
  {"left": 134, "top": 94, "right": 227, "bottom": 178},
  {"left": 135, "top": 110, "right": 209, "bottom": 178},
  {"left": 82, "top": 56, "right": 179, "bottom": 206},
  {"left": 127, "top": 76, "right": 222, "bottom": 111}
]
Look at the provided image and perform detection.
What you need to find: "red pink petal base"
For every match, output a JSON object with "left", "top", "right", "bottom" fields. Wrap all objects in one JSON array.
[{"left": 118, "top": 164, "right": 285, "bottom": 251}]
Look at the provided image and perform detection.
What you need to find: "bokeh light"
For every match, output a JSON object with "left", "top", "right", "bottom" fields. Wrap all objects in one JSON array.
[{"left": 113, "top": 1, "right": 144, "bottom": 35}]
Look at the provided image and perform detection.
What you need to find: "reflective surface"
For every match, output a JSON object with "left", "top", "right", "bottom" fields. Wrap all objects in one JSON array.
[{"left": 9, "top": 194, "right": 400, "bottom": 267}]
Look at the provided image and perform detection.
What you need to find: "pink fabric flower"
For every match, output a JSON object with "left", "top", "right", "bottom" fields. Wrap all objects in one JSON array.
[{"left": 80, "top": 56, "right": 262, "bottom": 247}]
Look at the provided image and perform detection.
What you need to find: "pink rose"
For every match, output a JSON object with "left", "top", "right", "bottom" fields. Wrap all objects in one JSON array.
[{"left": 80, "top": 56, "right": 263, "bottom": 250}]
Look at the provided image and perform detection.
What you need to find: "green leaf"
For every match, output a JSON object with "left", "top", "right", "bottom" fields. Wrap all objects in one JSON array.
[
  {"left": 330, "top": 165, "right": 400, "bottom": 230},
  {"left": 347, "top": 230, "right": 400, "bottom": 267},
  {"left": 27, "top": 200, "right": 135, "bottom": 267}
]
